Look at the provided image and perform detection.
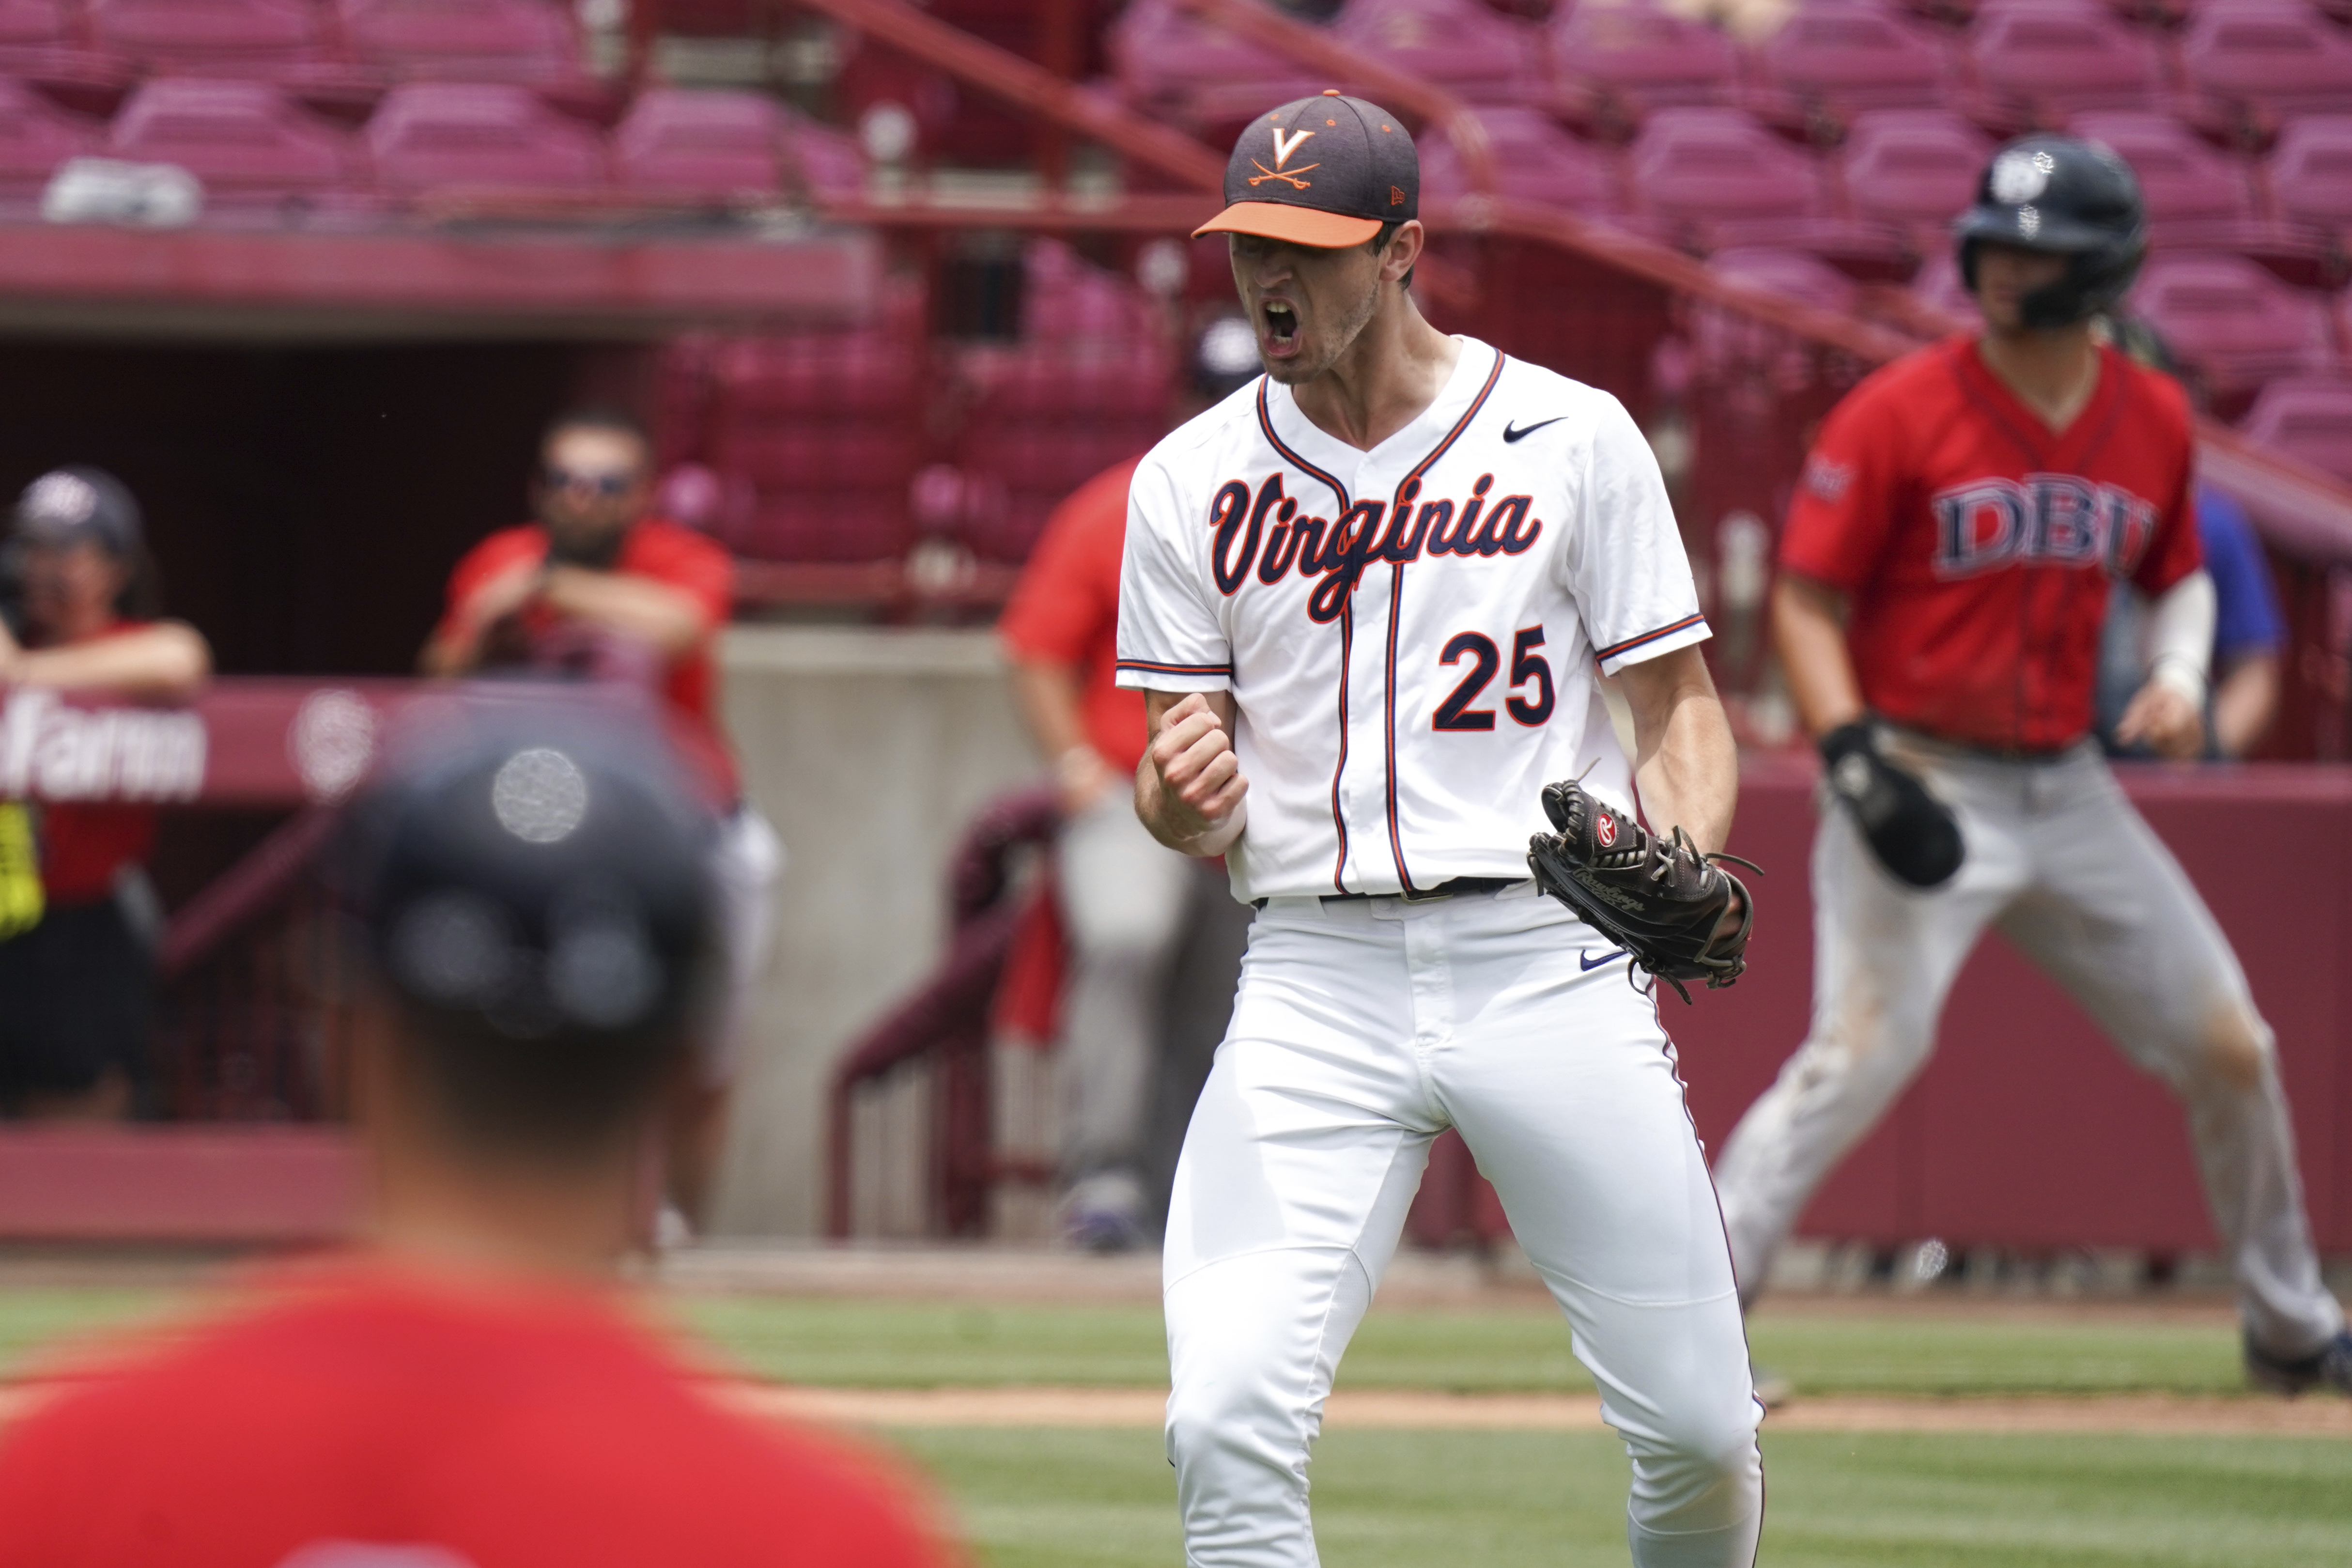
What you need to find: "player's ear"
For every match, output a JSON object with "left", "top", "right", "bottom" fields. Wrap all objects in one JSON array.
[{"left": 1381, "top": 221, "right": 1424, "bottom": 288}]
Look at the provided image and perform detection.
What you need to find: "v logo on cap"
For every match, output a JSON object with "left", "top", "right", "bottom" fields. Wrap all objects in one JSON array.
[{"left": 1270, "top": 127, "right": 1316, "bottom": 170}]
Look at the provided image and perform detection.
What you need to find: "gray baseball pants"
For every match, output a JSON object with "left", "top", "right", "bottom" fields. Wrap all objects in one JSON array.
[{"left": 1713, "top": 737, "right": 2344, "bottom": 1357}]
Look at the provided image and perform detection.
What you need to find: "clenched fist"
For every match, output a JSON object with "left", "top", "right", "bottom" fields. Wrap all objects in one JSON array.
[{"left": 1139, "top": 690, "right": 1248, "bottom": 855}]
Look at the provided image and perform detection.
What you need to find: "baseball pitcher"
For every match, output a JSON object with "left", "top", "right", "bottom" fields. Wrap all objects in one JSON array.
[
  {"left": 1120, "top": 93, "right": 1764, "bottom": 1567},
  {"left": 1711, "top": 136, "right": 2352, "bottom": 1395}
]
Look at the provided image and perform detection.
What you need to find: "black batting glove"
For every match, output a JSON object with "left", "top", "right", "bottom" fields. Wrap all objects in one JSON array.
[{"left": 1818, "top": 721, "right": 1964, "bottom": 889}]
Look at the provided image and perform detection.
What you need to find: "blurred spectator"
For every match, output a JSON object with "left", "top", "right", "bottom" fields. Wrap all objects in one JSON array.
[
  {"left": 998, "top": 319, "right": 1257, "bottom": 1251},
  {"left": 420, "top": 410, "right": 782, "bottom": 1226},
  {"left": 0, "top": 704, "right": 958, "bottom": 1568},
  {"left": 2098, "top": 320, "right": 2288, "bottom": 760},
  {"left": 2098, "top": 484, "right": 2286, "bottom": 759},
  {"left": 0, "top": 467, "right": 209, "bottom": 1122}
]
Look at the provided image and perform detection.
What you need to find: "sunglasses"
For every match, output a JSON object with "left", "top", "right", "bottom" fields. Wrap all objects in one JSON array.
[{"left": 542, "top": 467, "right": 638, "bottom": 497}]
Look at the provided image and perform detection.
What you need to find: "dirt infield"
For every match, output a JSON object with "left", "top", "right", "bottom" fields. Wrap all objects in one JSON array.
[{"left": 727, "top": 1384, "right": 2352, "bottom": 1438}]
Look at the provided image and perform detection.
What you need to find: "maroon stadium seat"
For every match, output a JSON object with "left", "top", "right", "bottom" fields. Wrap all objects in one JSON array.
[
  {"left": 1550, "top": 0, "right": 1739, "bottom": 117},
  {"left": 366, "top": 82, "right": 604, "bottom": 194},
  {"left": 1419, "top": 107, "right": 1619, "bottom": 213},
  {"left": 1969, "top": 0, "right": 2166, "bottom": 117},
  {"left": 1752, "top": 0, "right": 1956, "bottom": 114},
  {"left": 0, "top": 75, "right": 89, "bottom": 192},
  {"left": 88, "top": 0, "right": 322, "bottom": 62},
  {"left": 1909, "top": 248, "right": 1983, "bottom": 326},
  {"left": 108, "top": 78, "right": 357, "bottom": 200},
  {"left": 613, "top": 89, "right": 781, "bottom": 200},
  {"left": 1333, "top": 0, "right": 1544, "bottom": 105},
  {"left": 1105, "top": 0, "right": 1319, "bottom": 132},
  {"left": 339, "top": 0, "right": 582, "bottom": 82},
  {"left": 2239, "top": 373, "right": 2352, "bottom": 481},
  {"left": 1625, "top": 106, "right": 1902, "bottom": 264},
  {"left": 2073, "top": 109, "right": 2333, "bottom": 279},
  {"left": 1695, "top": 247, "right": 1860, "bottom": 373},
  {"left": 2181, "top": 0, "right": 2352, "bottom": 118},
  {"left": 774, "top": 111, "right": 865, "bottom": 202},
  {"left": 704, "top": 329, "right": 921, "bottom": 564},
  {"left": 1838, "top": 108, "right": 1994, "bottom": 237},
  {"left": 2131, "top": 252, "right": 2341, "bottom": 411},
  {"left": 2267, "top": 114, "right": 2352, "bottom": 238},
  {"left": 0, "top": 0, "right": 73, "bottom": 64}
]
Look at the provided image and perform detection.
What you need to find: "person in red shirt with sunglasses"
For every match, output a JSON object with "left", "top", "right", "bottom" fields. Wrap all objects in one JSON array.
[{"left": 422, "top": 411, "right": 781, "bottom": 1227}]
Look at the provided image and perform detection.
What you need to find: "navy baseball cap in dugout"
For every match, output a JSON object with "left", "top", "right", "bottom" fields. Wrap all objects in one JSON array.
[{"left": 1194, "top": 91, "right": 1418, "bottom": 249}]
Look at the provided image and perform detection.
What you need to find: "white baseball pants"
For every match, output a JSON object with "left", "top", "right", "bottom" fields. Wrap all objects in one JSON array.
[
  {"left": 1713, "top": 739, "right": 2344, "bottom": 1357},
  {"left": 1163, "top": 886, "right": 1764, "bottom": 1568}
]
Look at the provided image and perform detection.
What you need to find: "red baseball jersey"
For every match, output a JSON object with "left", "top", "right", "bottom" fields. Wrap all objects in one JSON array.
[
  {"left": 998, "top": 456, "right": 1149, "bottom": 775},
  {"left": 1780, "top": 335, "right": 2201, "bottom": 753},
  {"left": 0, "top": 1262, "right": 959, "bottom": 1568},
  {"left": 437, "top": 520, "right": 739, "bottom": 800}
]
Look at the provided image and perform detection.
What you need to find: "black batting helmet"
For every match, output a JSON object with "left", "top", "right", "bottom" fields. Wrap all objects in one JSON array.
[
  {"left": 1955, "top": 135, "right": 2147, "bottom": 329},
  {"left": 330, "top": 693, "right": 720, "bottom": 1056}
]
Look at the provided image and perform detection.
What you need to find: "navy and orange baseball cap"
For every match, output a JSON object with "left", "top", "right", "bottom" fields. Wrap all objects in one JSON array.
[{"left": 1194, "top": 91, "right": 1418, "bottom": 249}]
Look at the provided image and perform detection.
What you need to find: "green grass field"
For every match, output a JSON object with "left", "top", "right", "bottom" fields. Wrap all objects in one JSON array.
[
  {"left": 893, "top": 1428, "right": 2352, "bottom": 1568},
  {"left": 672, "top": 1296, "right": 2249, "bottom": 1398},
  {"left": 0, "top": 1283, "right": 2335, "bottom": 1566}
]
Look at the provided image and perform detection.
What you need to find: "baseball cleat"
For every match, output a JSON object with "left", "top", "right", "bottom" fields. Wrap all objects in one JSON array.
[{"left": 2244, "top": 1329, "right": 2352, "bottom": 1396}]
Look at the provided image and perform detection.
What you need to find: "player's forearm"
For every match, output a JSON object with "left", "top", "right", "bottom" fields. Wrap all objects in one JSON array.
[
  {"left": 542, "top": 567, "right": 710, "bottom": 655},
  {"left": 6, "top": 622, "right": 210, "bottom": 699},
  {"left": 1770, "top": 575, "right": 1865, "bottom": 740},
  {"left": 1620, "top": 645, "right": 1738, "bottom": 855},
  {"left": 2213, "top": 653, "right": 2279, "bottom": 760},
  {"left": 1007, "top": 659, "right": 1093, "bottom": 763}
]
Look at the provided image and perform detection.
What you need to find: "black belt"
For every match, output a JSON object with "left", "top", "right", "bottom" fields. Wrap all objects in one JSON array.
[{"left": 1253, "top": 875, "right": 1523, "bottom": 911}]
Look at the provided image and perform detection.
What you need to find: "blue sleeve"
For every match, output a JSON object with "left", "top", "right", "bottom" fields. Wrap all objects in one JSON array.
[{"left": 2197, "top": 485, "right": 2286, "bottom": 660}]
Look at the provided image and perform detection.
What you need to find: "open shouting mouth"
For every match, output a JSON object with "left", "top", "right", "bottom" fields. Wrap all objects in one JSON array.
[{"left": 1261, "top": 298, "right": 1300, "bottom": 359}]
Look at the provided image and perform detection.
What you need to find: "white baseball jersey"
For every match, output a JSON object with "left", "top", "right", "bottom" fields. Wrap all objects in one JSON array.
[{"left": 1115, "top": 336, "right": 1709, "bottom": 904}]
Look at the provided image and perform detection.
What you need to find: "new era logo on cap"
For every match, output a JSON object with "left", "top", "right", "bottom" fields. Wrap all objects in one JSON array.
[{"left": 1194, "top": 91, "right": 1419, "bottom": 249}]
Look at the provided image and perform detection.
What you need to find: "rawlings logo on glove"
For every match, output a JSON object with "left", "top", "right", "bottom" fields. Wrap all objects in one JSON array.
[{"left": 1527, "top": 778, "right": 1756, "bottom": 1004}]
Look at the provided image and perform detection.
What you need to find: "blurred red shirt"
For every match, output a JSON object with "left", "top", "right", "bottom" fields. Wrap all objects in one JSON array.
[
  {"left": 1779, "top": 335, "right": 2201, "bottom": 752},
  {"left": 999, "top": 458, "right": 1147, "bottom": 774},
  {"left": 31, "top": 621, "right": 158, "bottom": 904},
  {"left": 0, "top": 1262, "right": 959, "bottom": 1568},
  {"left": 436, "top": 520, "right": 739, "bottom": 799}
]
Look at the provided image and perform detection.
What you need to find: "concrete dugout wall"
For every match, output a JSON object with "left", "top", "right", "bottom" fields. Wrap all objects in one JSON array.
[{"left": 711, "top": 625, "right": 1041, "bottom": 1237}]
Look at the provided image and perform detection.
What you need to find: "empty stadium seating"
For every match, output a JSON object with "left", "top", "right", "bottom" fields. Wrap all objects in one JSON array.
[
  {"left": 2268, "top": 115, "right": 2352, "bottom": 242},
  {"left": 1105, "top": 0, "right": 1319, "bottom": 133},
  {"left": 365, "top": 81, "right": 603, "bottom": 193},
  {"left": 1838, "top": 108, "right": 1993, "bottom": 239},
  {"left": 108, "top": 78, "right": 356, "bottom": 202},
  {"left": 1628, "top": 107, "right": 1902, "bottom": 266},
  {"left": 1551, "top": 0, "right": 1739, "bottom": 119},
  {"left": 2241, "top": 374, "right": 2352, "bottom": 481},
  {"left": 1419, "top": 107, "right": 1618, "bottom": 212},
  {"left": 2067, "top": 109, "right": 2327, "bottom": 278},
  {"left": 613, "top": 89, "right": 780, "bottom": 200},
  {"left": 89, "top": 0, "right": 325, "bottom": 69},
  {"left": 1332, "top": 0, "right": 1543, "bottom": 104},
  {"left": 0, "top": 75, "right": 88, "bottom": 192},
  {"left": 339, "top": 0, "right": 583, "bottom": 83},
  {"left": 1968, "top": 0, "right": 2166, "bottom": 119},
  {"left": 2132, "top": 253, "right": 2342, "bottom": 413},
  {"left": 1753, "top": 0, "right": 1956, "bottom": 116},
  {"left": 2180, "top": 0, "right": 2352, "bottom": 118}
]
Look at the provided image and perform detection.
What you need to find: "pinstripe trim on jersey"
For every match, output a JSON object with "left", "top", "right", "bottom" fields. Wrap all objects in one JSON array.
[
  {"left": 1257, "top": 381, "right": 1357, "bottom": 894},
  {"left": 1383, "top": 349, "right": 1507, "bottom": 894},
  {"left": 1114, "top": 658, "right": 1235, "bottom": 678},
  {"left": 1594, "top": 612, "right": 1709, "bottom": 665}
]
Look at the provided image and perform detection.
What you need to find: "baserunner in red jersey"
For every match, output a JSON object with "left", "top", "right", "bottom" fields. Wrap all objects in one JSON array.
[
  {"left": 0, "top": 696, "right": 961, "bottom": 1568},
  {"left": 1712, "top": 136, "right": 2352, "bottom": 1395}
]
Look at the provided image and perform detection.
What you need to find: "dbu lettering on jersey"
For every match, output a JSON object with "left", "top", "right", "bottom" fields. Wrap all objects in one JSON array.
[
  {"left": 1206, "top": 470, "right": 1542, "bottom": 622},
  {"left": 1931, "top": 473, "right": 2159, "bottom": 579}
]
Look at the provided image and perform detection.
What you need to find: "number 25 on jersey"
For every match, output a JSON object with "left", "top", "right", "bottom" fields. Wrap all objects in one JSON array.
[{"left": 1434, "top": 626, "right": 1555, "bottom": 731}]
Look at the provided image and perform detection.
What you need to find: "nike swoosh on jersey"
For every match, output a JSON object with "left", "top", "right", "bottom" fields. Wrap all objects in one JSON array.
[
  {"left": 1501, "top": 417, "right": 1565, "bottom": 443},
  {"left": 1580, "top": 948, "right": 1628, "bottom": 971}
]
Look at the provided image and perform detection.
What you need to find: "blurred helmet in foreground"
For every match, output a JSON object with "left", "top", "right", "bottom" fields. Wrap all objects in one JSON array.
[{"left": 332, "top": 695, "right": 720, "bottom": 1057}]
